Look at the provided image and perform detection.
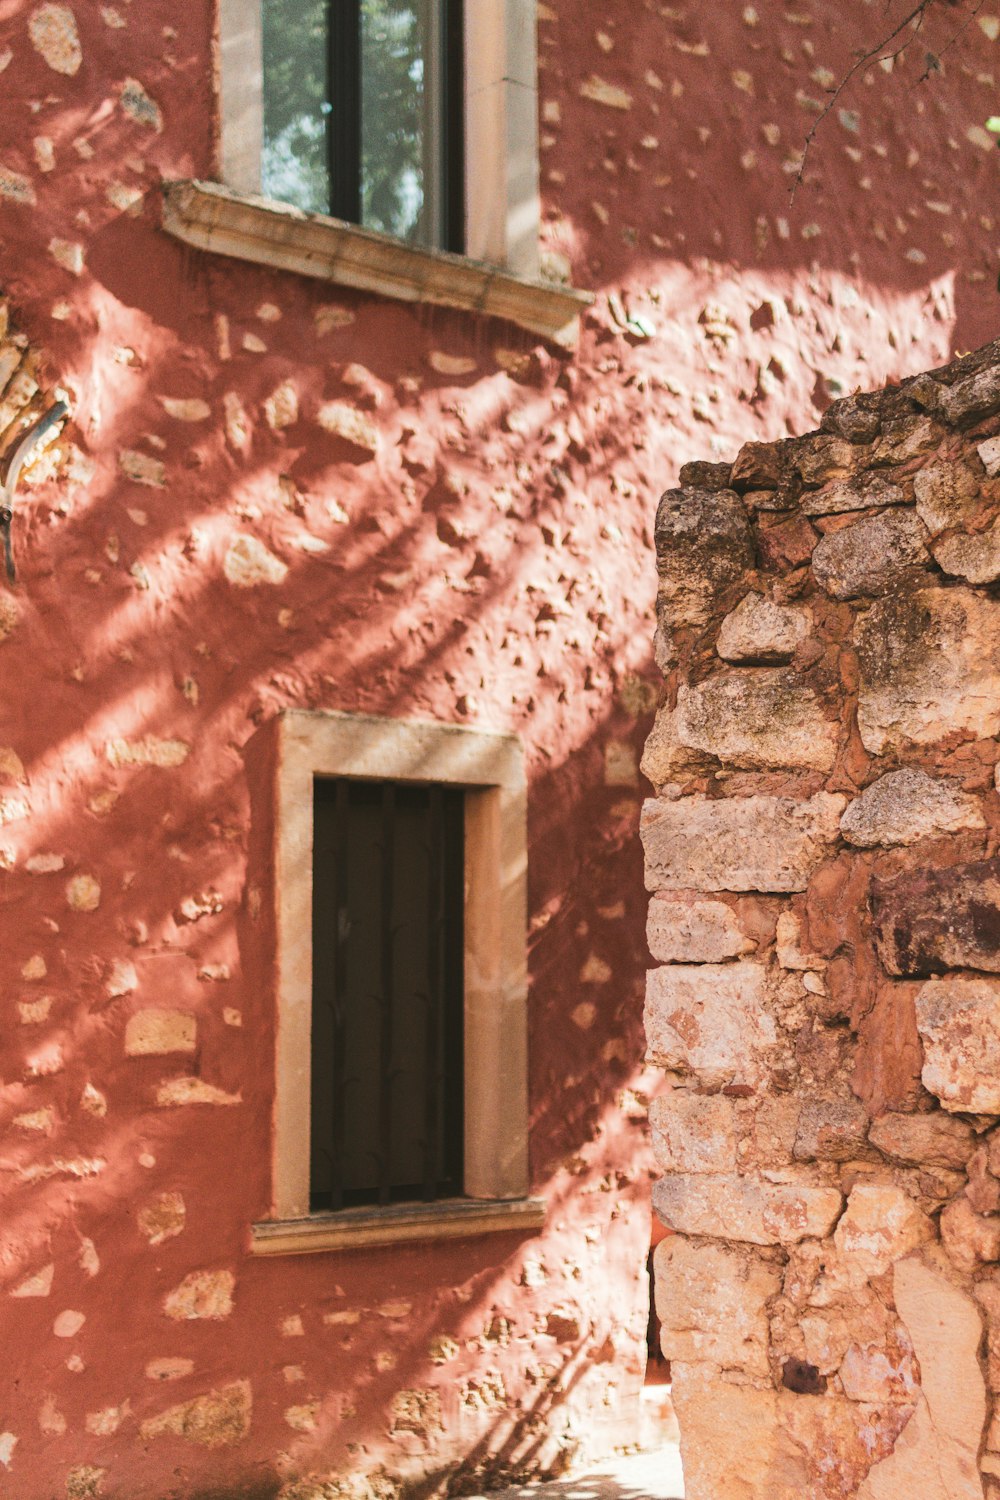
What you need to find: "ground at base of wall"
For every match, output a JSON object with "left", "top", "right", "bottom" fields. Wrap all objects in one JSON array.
[{"left": 470, "top": 1446, "right": 684, "bottom": 1500}]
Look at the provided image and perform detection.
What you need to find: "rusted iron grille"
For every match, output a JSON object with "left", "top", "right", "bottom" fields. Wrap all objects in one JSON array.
[{"left": 310, "top": 778, "right": 465, "bottom": 1210}]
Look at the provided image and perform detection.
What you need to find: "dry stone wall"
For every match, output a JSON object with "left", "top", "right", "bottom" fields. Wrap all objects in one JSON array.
[{"left": 644, "top": 337, "right": 1000, "bottom": 1500}]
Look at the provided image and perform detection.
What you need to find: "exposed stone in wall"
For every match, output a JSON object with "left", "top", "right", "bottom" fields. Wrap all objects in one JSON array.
[{"left": 644, "top": 337, "right": 1000, "bottom": 1500}]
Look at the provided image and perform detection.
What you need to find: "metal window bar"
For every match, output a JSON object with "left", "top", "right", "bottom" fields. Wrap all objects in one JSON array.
[{"left": 325, "top": 0, "right": 464, "bottom": 252}]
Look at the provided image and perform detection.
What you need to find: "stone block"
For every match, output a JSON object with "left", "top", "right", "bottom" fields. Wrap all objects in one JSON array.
[
  {"left": 653, "top": 487, "right": 753, "bottom": 627},
  {"left": 914, "top": 461, "right": 982, "bottom": 533},
  {"left": 716, "top": 592, "right": 810, "bottom": 663},
  {"left": 811, "top": 509, "right": 929, "bottom": 600},
  {"left": 868, "top": 1110, "right": 974, "bottom": 1169},
  {"left": 642, "top": 792, "right": 845, "bottom": 894},
  {"left": 675, "top": 670, "right": 838, "bottom": 771},
  {"left": 646, "top": 893, "right": 754, "bottom": 963},
  {"left": 775, "top": 911, "right": 825, "bottom": 971},
  {"left": 857, "top": 1257, "right": 985, "bottom": 1500},
  {"left": 855, "top": 588, "right": 1000, "bottom": 753},
  {"left": 639, "top": 705, "right": 711, "bottom": 791},
  {"left": 841, "top": 768, "right": 984, "bottom": 848},
  {"left": 941, "top": 1196, "right": 1000, "bottom": 1273},
  {"left": 653, "top": 1171, "right": 843, "bottom": 1246},
  {"left": 802, "top": 473, "right": 907, "bottom": 516},
  {"left": 833, "top": 1183, "right": 933, "bottom": 1278},
  {"left": 644, "top": 963, "right": 775, "bottom": 1087},
  {"left": 649, "top": 1091, "right": 739, "bottom": 1173},
  {"left": 793, "top": 1098, "right": 871, "bottom": 1163},
  {"left": 916, "top": 977, "right": 1000, "bottom": 1112},
  {"left": 871, "top": 858, "right": 1000, "bottom": 976},
  {"left": 653, "top": 1236, "right": 779, "bottom": 1375},
  {"left": 933, "top": 520, "right": 1000, "bottom": 584},
  {"left": 979, "top": 436, "right": 1000, "bottom": 478}
]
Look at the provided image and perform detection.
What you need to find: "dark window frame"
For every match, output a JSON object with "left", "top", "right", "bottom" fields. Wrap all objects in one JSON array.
[{"left": 326, "top": 0, "right": 466, "bottom": 253}]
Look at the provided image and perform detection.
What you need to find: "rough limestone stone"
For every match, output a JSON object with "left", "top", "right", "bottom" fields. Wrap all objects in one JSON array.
[
  {"left": 653, "top": 1172, "right": 843, "bottom": 1246},
  {"left": 932, "top": 520, "right": 1000, "bottom": 584},
  {"left": 871, "top": 858, "right": 1000, "bottom": 976},
  {"left": 224, "top": 535, "right": 289, "bottom": 588},
  {"left": 28, "top": 3, "right": 82, "bottom": 75},
  {"left": 857, "top": 1257, "right": 985, "bottom": 1500},
  {"left": 833, "top": 1183, "right": 933, "bottom": 1278},
  {"left": 641, "top": 793, "right": 845, "bottom": 894},
  {"left": 811, "top": 509, "right": 929, "bottom": 600},
  {"left": 140, "top": 1381, "right": 251, "bottom": 1448},
  {"left": 649, "top": 1091, "right": 739, "bottom": 1173},
  {"left": 793, "top": 1098, "right": 871, "bottom": 1163},
  {"left": 775, "top": 911, "right": 826, "bottom": 971},
  {"left": 675, "top": 670, "right": 838, "bottom": 771},
  {"left": 855, "top": 588, "right": 1000, "bottom": 753},
  {"left": 802, "top": 473, "right": 907, "bottom": 516},
  {"left": 671, "top": 1370, "right": 903, "bottom": 1500},
  {"left": 916, "top": 977, "right": 1000, "bottom": 1112},
  {"left": 914, "top": 461, "right": 982, "bottom": 534},
  {"left": 840, "top": 768, "right": 985, "bottom": 848},
  {"left": 646, "top": 893, "right": 754, "bottom": 963},
  {"left": 654, "top": 1237, "right": 780, "bottom": 1376},
  {"left": 654, "top": 487, "right": 754, "bottom": 627},
  {"left": 978, "top": 436, "right": 1000, "bottom": 477},
  {"left": 941, "top": 1196, "right": 1000, "bottom": 1272},
  {"left": 639, "top": 705, "right": 711, "bottom": 790},
  {"left": 868, "top": 1111, "right": 975, "bottom": 1169},
  {"left": 716, "top": 593, "right": 810, "bottom": 663},
  {"left": 316, "top": 402, "right": 380, "bottom": 454},
  {"left": 644, "top": 963, "right": 775, "bottom": 1087}
]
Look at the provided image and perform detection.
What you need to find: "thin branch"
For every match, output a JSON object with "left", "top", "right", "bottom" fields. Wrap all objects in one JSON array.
[
  {"left": 790, "top": 0, "right": 936, "bottom": 202},
  {"left": 916, "top": 0, "right": 986, "bottom": 80}
]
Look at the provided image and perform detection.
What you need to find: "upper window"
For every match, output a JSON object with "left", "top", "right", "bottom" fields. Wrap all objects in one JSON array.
[
  {"left": 218, "top": 0, "right": 544, "bottom": 278},
  {"left": 261, "top": 0, "right": 465, "bottom": 253}
]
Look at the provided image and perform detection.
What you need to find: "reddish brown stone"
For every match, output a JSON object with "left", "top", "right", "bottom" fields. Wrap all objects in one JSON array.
[
  {"left": 852, "top": 983, "right": 925, "bottom": 1117},
  {"left": 870, "top": 857, "right": 1000, "bottom": 977},
  {"left": 758, "top": 515, "right": 821, "bottom": 570}
]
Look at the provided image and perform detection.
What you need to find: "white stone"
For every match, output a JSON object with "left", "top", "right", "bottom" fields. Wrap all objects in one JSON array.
[
  {"left": 645, "top": 963, "right": 776, "bottom": 1087},
  {"left": 978, "top": 436, "right": 1000, "bottom": 477},
  {"left": 858, "top": 1256, "right": 985, "bottom": 1500},
  {"left": 646, "top": 893, "right": 754, "bottom": 963},
  {"left": 833, "top": 1182, "right": 933, "bottom": 1279},
  {"left": 840, "top": 768, "right": 985, "bottom": 847},
  {"left": 916, "top": 977, "right": 1000, "bottom": 1113},
  {"left": 654, "top": 1236, "right": 779, "bottom": 1375},
  {"left": 654, "top": 1171, "right": 843, "bottom": 1246},
  {"left": 642, "top": 792, "right": 845, "bottom": 894},
  {"left": 649, "top": 1091, "right": 739, "bottom": 1173},
  {"left": 716, "top": 593, "right": 810, "bottom": 663},
  {"left": 675, "top": 670, "right": 838, "bottom": 771},
  {"left": 223, "top": 536, "right": 288, "bottom": 588}
]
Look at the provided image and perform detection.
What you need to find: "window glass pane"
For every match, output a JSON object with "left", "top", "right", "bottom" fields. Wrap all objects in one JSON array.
[
  {"left": 261, "top": 0, "right": 331, "bottom": 214},
  {"left": 360, "top": 0, "right": 443, "bottom": 247}
]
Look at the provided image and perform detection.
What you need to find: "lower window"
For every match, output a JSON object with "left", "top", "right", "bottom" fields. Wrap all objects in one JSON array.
[{"left": 310, "top": 778, "right": 465, "bottom": 1210}]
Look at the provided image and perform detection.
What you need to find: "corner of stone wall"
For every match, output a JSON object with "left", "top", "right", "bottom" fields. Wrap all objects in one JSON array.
[{"left": 643, "top": 337, "right": 1000, "bottom": 1500}]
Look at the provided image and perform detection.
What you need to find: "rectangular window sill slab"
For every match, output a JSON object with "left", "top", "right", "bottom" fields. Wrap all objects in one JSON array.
[
  {"left": 161, "top": 180, "right": 592, "bottom": 348},
  {"left": 250, "top": 1196, "right": 547, "bottom": 1256}
]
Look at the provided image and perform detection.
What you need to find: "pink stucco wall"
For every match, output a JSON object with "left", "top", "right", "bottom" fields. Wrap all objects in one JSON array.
[{"left": 0, "top": 0, "right": 997, "bottom": 1495}]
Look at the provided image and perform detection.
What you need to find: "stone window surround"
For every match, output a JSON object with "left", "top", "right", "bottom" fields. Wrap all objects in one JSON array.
[
  {"left": 252, "top": 709, "right": 543, "bottom": 1255},
  {"left": 199, "top": 0, "right": 591, "bottom": 345}
]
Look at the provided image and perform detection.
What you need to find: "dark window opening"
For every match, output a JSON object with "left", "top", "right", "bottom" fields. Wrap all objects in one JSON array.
[
  {"left": 262, "top": 0, "right": 466, "bottom": 253},
  {"left": 310, "top": 779, "right": 465, "bottom": 1212}
]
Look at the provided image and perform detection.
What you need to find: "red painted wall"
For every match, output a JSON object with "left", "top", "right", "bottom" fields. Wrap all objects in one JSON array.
[{"left": 0, "top": 0, "right": 997, "bottom": 1495}]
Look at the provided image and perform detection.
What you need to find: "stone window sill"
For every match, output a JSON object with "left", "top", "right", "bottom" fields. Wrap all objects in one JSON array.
[
  {"left": 250, "top": 1196, "right": 547, "bottom": 1256},
  {"left": 161, "top": 180, "right": 592, "bottom": 348}
]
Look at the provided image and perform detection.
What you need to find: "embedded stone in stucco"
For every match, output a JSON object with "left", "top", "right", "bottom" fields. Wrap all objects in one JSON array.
[
  {"left": 811, "top": 509, "right": 929, "bottom": 600},
  {"left": 855, "top": 588, "right": 1000, "bottom": 753},
  {"left": 871, "top": 858, "right": 1000, "bottom": 976},
  {"left": 644, "top": 962, "right": 775, "bottom": 1087},
  {"left": 140, "top": 1380, "right": 252, "bottom": 1448},
  {"left": 653, "top": 487, "right": 754, "bottom": 628},
  {"left": 675, "top": 670, "right": 838, "bottom": 771},
  {"left": 915, "top": 977, "right": 1000, "bottom": 1112},
  {"left": 840, "top": 768, "right": 985, "bottom": 848},
  {"left": 653, "top": 1236, "right": 780, "bottom": 1375},
  {"left": 715, "top": 592, "right": 810, "bottom": 663},
  {"left": 653, "top": 1172, "right": 844, "bottom": 1246},
  {"left": 641, "top": 792, "right": 845, "bottom": 893}
]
